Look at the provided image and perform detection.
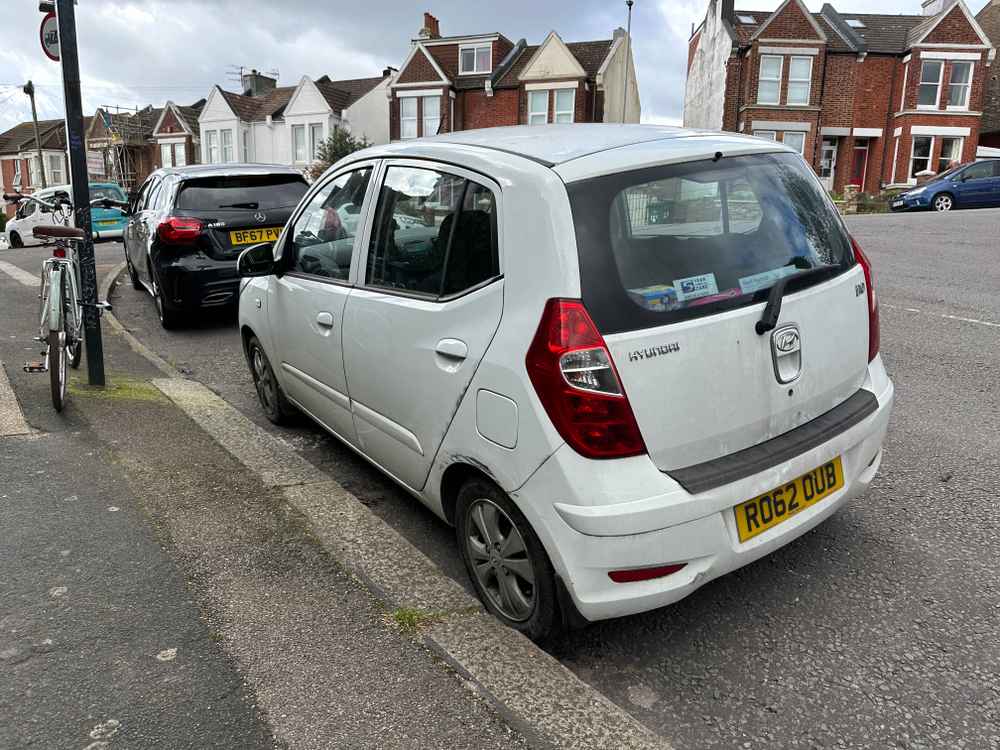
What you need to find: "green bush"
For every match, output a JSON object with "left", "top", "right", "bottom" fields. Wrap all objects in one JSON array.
[{"left": 308, "top": 129, "right": 371, "bottom": 181}]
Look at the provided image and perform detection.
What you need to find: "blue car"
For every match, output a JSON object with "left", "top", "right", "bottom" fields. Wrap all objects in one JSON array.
[
  {"left": 891, "top": 159, "right": 1000, "bottom": 212},
  {"left": 89, "top": 182, "right": 129, "bottom": 240}
]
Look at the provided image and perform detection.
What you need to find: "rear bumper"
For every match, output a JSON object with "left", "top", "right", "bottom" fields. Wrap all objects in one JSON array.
[
  {"left": 155, "top": 254, "right": 240, "bottom": 311},
  {"left": 515, "top": 356, "right": 894, "bottom": 623}
]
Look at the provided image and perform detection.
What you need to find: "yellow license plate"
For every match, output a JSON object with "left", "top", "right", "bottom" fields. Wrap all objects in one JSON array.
[
  {"left": 229, "top": 227, "right": 281, "bottom": 246},
  {"left": 97, "top": 219, "right": 118, "bottom": 226},
  {"left": 734, "top": 457, "right": 844, "bottom": 542}
]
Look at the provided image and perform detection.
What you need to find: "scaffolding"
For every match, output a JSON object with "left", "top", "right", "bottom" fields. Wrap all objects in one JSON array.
[{"left": 90, "top": 105, "right": 153, "bottom": 190}]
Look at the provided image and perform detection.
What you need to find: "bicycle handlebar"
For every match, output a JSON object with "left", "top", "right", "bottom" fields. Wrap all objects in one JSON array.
[{"left": 3, "top": 192, "right": 128, "bottom": 213}]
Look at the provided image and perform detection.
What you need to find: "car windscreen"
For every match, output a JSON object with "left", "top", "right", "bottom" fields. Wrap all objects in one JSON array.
[
  {"left": 566, "top": 152, "right": 855, "bottom": 334},
  {"left": 174, "top": 174, "right": 308, "bottom": 211},
  {"left": 90, "top": 185, "right": 126, "bottom": 202}
]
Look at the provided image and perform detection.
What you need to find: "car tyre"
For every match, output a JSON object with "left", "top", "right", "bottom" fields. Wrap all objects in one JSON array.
[
  {"left": 9, "top": 232, "right": 23, "bottom": 248},
  {"left": 456, "top": 478, "right": 561, "bottom": 643},
  {"left": 126, "top": 255, "right": 142, "bottom": 290},
  {"left": 933, "top": 193, "right": 954, "bottom": 212},
  {"left": 246, "top": 336, "right": 296, "bottom": 424},
  {"left": 150, "top": 266, "right": 182, "bottom": 330}
]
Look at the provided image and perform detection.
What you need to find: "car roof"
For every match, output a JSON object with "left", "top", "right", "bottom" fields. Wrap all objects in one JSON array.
[
  {"left": 153, "top": 163, "right": 306, "bottom": 179},
  {"left": 351, "top": 124, "right": 792, "bottom": 182}
]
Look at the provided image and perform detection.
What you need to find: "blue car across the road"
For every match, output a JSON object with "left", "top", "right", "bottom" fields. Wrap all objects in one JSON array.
[
  {"left": 89, "top": 182, "right": 129, "bottom": 240},
  {"left": 891, "top": 159, "right": 1000, "bottom": 212}
]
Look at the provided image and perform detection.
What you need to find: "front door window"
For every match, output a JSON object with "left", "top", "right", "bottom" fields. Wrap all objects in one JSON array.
[
  {"left": 851, "top": 139, "right": 869, "bottom": 188},
  {"left": 820, "top": 138, "right": 837, "bottom": 188}
]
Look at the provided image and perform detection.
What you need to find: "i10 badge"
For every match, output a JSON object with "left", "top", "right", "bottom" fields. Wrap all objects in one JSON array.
[{"left": 771, "top": 324, "right": 802, "bottom": 384}]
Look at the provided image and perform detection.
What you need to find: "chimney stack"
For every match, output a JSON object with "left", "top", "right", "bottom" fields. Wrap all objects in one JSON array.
[
  {"left": 420, "top": 12, "right": 441, "bottom": 39},
  {"left": 921, "top": 0, "right": 956, "bottom": 15},
  {"left": 241, "top": 69, "right": 277, "bottom": 97}
]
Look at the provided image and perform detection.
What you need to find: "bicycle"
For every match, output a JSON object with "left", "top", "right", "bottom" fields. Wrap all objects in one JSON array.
[{"left": 3, "top": 191, "right": 118, "bottom": 411}]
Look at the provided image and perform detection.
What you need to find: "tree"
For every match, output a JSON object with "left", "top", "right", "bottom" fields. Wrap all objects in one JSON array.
[{"left": 308, "top": 128, "right": 371, "bottom": 181}]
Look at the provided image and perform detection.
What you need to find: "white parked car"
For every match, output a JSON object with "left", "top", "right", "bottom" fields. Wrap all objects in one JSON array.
[
  {"left": 4, "top": 182, "right": 129, "bottom": 248},
  {"left": 237, "top": 125, "right": 894, "bottom": 641}
]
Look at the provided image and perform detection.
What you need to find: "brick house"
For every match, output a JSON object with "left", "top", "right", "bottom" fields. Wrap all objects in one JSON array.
[
  {"left": 0, "top": 119, "right": 71, "bottom": 219},
  {"left": 684, "top": 0, "right": 995, "bottom": 193},
  {"left": 388, "top": 12, "right": 640, "bottom": 141},
  {"left": 976, "top": 0, "right": 1000, "bottom": 147},
  {"left": 152, "top": 100, "right": 205, "bottom": 169}
]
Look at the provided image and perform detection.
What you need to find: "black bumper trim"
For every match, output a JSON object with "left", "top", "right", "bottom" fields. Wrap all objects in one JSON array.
[{"left": 666, "top": 389, "right": 879, "bottom": 495}]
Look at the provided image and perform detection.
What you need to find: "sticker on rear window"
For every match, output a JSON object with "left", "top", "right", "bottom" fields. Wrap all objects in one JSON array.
[
  {"left": 738, "top": 266, "right": 798, "bottom": 294},
  {"left": 673, "top": 273, "right": 719, "bottom": 302}
]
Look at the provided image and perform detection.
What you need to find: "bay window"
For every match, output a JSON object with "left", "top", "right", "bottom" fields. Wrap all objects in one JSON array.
[
  {"left": 400, "top": 97, "right": 418, "bottom": 139},
  {"left": 938, "top": 136, "right": 962, "bottom": 173},
  {"left": 910, "top": 135, "right": 933, "bottom": 177},
  {"left": 528, "top": 90, "right": 548, "bottom": 125},
  {"left": 292, "top": 125, "right": 306, "bottom": 162},
  {"left": 918, "top": 61, "right": 942, "bottom": 108},
  {"left": 947, "top": 62, "right": 972, "bottom": 109},
  {"left": 309, "top": 123, "right": 324, "bottom": 161},
  {"left": 787, "top": 57, "right": 812, "bottom": 105},
  {"left": 161, "top": 142, "right": 173, "bottom": 168},
  {"left": 554, "top": 89, "right": 575, "bottom": 123},
  {"left": 206, "top": 130, "right": 219, "bottom": 163},
  {"left": 221, "top": 129, "right": 234, "bottom": 162},
  {"left": 422, "top": 96, "right": 440, "bottom": 136},
  {"left": 47, "top": 154, "right": 63, "bottom": 183},
  {"left": 758, "top": 55, "right": 782, "bottom": 105}
]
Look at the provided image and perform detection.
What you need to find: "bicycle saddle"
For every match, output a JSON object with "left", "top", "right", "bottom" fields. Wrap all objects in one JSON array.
[{"left": 34, "top": 225, "right": 85, "bottom": 239}]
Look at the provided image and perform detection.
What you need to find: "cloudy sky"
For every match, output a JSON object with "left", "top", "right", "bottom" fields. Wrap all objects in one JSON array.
[{"left": 0, "top": 0, "right": 991, "bottom": 134}]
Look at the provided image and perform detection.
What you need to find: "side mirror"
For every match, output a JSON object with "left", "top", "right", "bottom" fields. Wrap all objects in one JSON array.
[{"left": 237, "top": 242, "right": 275, "bottom": 277}]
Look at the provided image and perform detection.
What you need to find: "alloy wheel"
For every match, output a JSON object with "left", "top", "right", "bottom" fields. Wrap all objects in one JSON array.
[
  {"left": 934, "top": 195, "right": 953, "bottom": 211},
  {"left": 251, "top": 345, "right": 277, "bottom": 414},
  {"left": 463, "top": 498, "right": 536, "bottom": 622}
]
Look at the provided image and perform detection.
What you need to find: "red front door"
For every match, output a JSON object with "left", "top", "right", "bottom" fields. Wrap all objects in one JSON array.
[{"left": 851, "top": 142, "right": 869, "bottom": 189}]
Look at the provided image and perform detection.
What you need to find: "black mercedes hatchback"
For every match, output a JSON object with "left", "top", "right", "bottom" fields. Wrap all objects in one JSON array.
[{"left": 123, "top": 164, "right": 309, "bottom": 328}]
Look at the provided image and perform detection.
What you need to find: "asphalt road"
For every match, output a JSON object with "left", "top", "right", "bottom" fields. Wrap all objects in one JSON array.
[{"left": 75, "top": 209, "right": 1000, "bottom": 748}]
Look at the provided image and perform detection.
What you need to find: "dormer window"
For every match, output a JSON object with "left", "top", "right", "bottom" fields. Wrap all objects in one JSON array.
[
  {"left": 737, "top": 15, "right": 756, "bottom": 24},
  {"left": 845, "top": 19, "right": 865, "bottom": 28},
  {"left": 459, "top": 44, "right": 491, "bottom": 74}
]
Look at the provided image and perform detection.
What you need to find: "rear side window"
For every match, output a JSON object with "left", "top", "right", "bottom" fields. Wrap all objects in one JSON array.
[
  {"left": 961, "top": 160, "right": 999, "bottom": 180},
  {"left": 175, "top": 174, "right": 308, "bottom": 211},
  {"left": 567, "top": 152, "right": 854, "bottom": 334},
  {"left": 366, "top": 166, "right": 499, "bottom": 298}
]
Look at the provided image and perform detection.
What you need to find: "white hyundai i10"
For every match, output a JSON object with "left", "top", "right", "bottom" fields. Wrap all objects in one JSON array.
[{"left": 237, "top": 125, "right": 894, "bottom": 641}]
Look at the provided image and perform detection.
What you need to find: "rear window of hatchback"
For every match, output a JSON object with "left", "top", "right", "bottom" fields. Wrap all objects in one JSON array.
[
  {"left": 567, "top": 152, "right": 856, "bottom": 334},
  {"left": 175, "top": 174, "right": 309, "bottom": 211}
]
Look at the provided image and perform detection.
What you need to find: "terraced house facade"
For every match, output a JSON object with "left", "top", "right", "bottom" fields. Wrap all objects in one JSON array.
[
  {"left": 685, "top": 0, "right": 996, "bottom": 193},
  {"left": 388, "top": 12, "right": 640, "bottom": 141}
]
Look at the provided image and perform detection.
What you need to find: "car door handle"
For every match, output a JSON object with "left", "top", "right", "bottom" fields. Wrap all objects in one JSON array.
[
  {"left": 435, "top": 338, "right": 468, "bottom": 360},
  {"left": 316, "top": 311, "right": 335, "bottom": 328}
]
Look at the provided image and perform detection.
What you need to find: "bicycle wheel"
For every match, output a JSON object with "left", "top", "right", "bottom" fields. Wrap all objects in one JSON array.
[{"left": 48, "top": 272, "right": 68, "bottom": 412}]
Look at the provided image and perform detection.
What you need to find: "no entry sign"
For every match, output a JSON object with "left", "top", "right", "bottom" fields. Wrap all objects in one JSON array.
[{"left": 40, "top": 12, "right": 59, "bottom": 61}]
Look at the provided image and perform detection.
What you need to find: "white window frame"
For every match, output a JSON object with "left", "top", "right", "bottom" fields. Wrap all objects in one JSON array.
[
  {"left": 47, "top": 154, "right": 63, "bottom": 183},
  {"left": 12, "top": 159, "right": 21, "bottom": 187},
  {"left": 917, "top": 61, "right": 943, "bottom": 110},
  {"left": 309, "top": 123, "right": 324, "bottom": 161},
  {"left": 291, "top": 124, "right": 306, "bottom": 163},
  {"left": 946, "top": 62, "right": 973, "bottom": 111},
  {"left": 242, "top": 130, "right": 250, "bottom": 162},
  {"left": 891, "top": 137, "right": 900, "bottom": 184},
  {"left": 160, "top": 142, "right": 173, "bottom": 168},
  {"left": 28, "top": 156, "right": 39, "bottom": 186},
  {"left": 937, "top": 136, "right": 963, "bottom": 172},
  {"left": 786, "top": 56, "right": 812, "bottom": 106},
  {"left": 753, "top": 130, "right": 777, "bottom": 140},
  {"left": 206, "top": 130, "right": 219, "bottom": 164},
  {"left": 175, "top": 142, "right": 187, "bottom": 167},
  {"left": 221, "top": 129, "right": 234, "bottom": 163},
  {"left": 554, "top": 89, "right": 575, "bottom": 123},
  {"left": 899, "top": 63, "right": 909, "bottom": 112},
  {"left": 782, "top": 131, "right": 806, "bottom": 154},
  {"left": 459, "top": 43, "right": 492, "bottom": 75},
  {"left": 399, "top": 97, "right": 418, "bottom": 140},
  {"left": 909, "top": 135, "right": 934, "bottom": 180},
  {"left": 422, "top": 95, "right": 440, "bottom": 136},
  {"left": 528, "top": 90, "right": 548, "bottom": 126},
  {"left": 757, "top": 55, "right": 783, "bottom": 105}
]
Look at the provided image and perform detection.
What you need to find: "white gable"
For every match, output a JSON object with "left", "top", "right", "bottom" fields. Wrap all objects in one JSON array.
[
  {"left": 199, "top": 87, "right": 238, "bottom": 124},
  {"left": 284, "top": 77, "right": 333, "bottom": 117},
  {"left": 519, "top": 32, "right": 587, "bottom": 81}
]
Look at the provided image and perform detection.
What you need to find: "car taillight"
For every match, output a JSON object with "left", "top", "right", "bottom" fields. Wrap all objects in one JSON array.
[
  {"left": 525, "top": 298, "right": 646, "bottom": 459},
  {"left": 52, "top": 246, "right": 66, "bottom": 258},
  {"left": 157, "top": 216, "right": 203, "bottom": 244},
  {"left": 608, "top": 563, "right": 687, "bottom": 583},
  {"left": 851, "top": 237, "right": 880, "bottom": 362}
]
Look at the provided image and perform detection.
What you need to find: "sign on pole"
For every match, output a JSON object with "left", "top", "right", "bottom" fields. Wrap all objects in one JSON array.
[{"left": 40, "top": 12, "right": 59, "bottom": 61}]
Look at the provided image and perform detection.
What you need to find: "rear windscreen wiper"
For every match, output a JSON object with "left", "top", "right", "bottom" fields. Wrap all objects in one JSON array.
[
  {"left": 755, "top": 265, "right": 840, "bottom": 335},
  {"left": 219, "top": 202, "right": 259, "bottom": 209}
]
